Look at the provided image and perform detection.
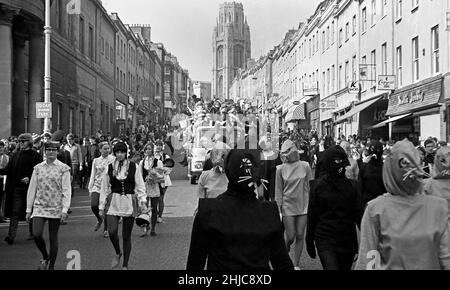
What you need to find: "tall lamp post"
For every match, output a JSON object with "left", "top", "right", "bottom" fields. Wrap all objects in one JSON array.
[{"left": 43, "top": 0, "right": 52, "bottom": 134}]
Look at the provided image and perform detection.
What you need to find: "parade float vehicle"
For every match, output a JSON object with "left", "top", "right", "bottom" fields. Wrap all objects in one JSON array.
[{"left": 188, "top": 125, "right": 234, "bottom": 184}]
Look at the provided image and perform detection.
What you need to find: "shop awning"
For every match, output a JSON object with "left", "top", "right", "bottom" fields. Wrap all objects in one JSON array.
[
  {"left": 285, "top": 105, "right": 306, "bottom": 123},
  {"left": 335, "top": 96, "right": 383, "bottom": 124},
  {"left": 368, "top": 113, "right": 412, "bottom": 129}
]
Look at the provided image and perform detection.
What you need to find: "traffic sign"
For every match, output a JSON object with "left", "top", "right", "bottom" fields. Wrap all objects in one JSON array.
[{"left": 36, "top": 102, "right": 52, "bottom": 119}]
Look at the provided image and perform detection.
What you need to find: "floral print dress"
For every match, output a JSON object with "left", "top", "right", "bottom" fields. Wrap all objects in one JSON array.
[{"left": 26, "top": 160, "right": 72, "bottom": 219}]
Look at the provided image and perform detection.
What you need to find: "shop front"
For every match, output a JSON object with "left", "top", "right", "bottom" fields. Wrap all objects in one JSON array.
[
  {"left": 444, "top": 73, "right": 450, "bottom": 142},
  {"left": 285, "top": 103, "right": 309, "bottom": 131},
  {"left": 115, "top": 100, "right": 127, "bottom": 136},
  {"left": 373, "top": 75, "right": 444, "bottom": 142},
  {"left": 306, "top": 95, "right": 320, "bottom": 134}
]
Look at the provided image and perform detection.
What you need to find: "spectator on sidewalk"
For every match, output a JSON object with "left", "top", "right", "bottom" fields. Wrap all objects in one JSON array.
[
  {"left": 0, "top": 141, "right": 10, "bottom": 223},
  {"left": 64, "top": 134, "right": 83, "bottom": 189},
  {"left": 1, "top": 133, "right": 42, "bottom": 245}
]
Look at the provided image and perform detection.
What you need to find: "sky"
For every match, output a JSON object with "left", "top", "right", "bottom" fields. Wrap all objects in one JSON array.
[{"left": 103, "top": 0, "right": 322, "bottom": 82}]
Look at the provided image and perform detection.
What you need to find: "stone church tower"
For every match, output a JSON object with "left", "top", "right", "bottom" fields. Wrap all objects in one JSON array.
[{"left": 212, "top": 2, "right": 251, "bottom": 100}]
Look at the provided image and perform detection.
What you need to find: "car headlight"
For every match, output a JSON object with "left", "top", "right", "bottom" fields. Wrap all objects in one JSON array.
[{"left": 194, "top": 162, "right": 203, "bottom": 169}]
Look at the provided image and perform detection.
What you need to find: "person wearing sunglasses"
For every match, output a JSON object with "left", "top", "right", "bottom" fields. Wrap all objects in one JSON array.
[
  {"left": 1, "top": 133, "right": 43, "bottom": 245},
  {"left": 26, "top": 142, "right": 71, "bottom": 270}
]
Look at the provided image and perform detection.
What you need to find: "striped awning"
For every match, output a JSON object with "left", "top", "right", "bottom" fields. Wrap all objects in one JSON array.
[{"left": 285, "top": 105, "right": 306, "bottom": 123}]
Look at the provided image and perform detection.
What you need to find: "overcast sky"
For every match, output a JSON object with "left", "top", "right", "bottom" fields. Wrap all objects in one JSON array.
[{"left": 103, "top": 0, "right": 322, "bottom": 82}]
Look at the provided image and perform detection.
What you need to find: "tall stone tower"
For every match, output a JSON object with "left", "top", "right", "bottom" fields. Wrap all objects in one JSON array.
[{"left": 212, "top": 2, "right": 251, "bottom": 100}]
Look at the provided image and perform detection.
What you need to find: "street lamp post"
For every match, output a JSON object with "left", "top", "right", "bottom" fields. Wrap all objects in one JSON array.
[{"left": 43, "top": 0, "right": 52, "bottom": 134}]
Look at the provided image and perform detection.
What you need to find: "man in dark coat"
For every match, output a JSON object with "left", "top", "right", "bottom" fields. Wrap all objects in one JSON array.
[
  {"left": 1, "top": 133, "right": 42, "bottom": 245},
  {"left": 52, "top": 130, "right": 73, "bottom": 220}
]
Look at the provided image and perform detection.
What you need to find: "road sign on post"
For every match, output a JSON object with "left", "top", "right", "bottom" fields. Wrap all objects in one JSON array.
[{"left": 36, "top": 102, "right": 52, "bottom": 119}]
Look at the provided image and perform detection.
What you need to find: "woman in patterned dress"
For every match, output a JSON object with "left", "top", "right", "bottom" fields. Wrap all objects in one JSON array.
[
  {"left": 88, "top": 142, "right": 115, "bottom": 238},
  {"left": 99, "top": 142, "right": 146, "bottom": 270},
  {"left": 26, "top": 141, "right": 72, "bottom": 270}
]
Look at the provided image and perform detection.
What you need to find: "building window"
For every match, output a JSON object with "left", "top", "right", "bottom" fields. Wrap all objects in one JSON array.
[
  {"left": 80, "top": 111, "right": 85, "bottom": 137},
  {"left": 371, "top": 50, "right": 376, "bottom": 83},
  {"left": 371, "top": 0, "right": 377, "bottom": 25},
  {"left": 345, "top": 22, "right": 349, "bottom": 41},
  {"left": 312, "top": 34, "right": 315, "bottom": 54},
  {"left": 217, "top": 46, "right": 224, "bottom": 68},
  {"left": 105, "top": 42, "right": 109, "bottom": 60},
  {"left": 352, "top": 55, "right": 357, "bottom": 82},
  {"left": 100, "top": 37, "right": 104, "bottom": 55},
  {"left": 352, "top": 15, "right": 356, "bottom": 35},
  {"left": 309, "top": 39, "right": 312, "bottom": 57},
  {"left": 89, "top": 25, "right": 94, "bottom": 61},
  {"left": 110, "top": 47, "right": 114, "bottom": 64},
  {"left": 362, "top": 56, "right": 367, "bottom": 90},
  {"left": 362, "top": 7, "right": 367, "bottom": 32},
  {"left": 339, "top": 28, "right": 343, "bottom": 46},
  {"left": 331, "top": 21, "right": 335, "bottom": 44},
  {"left": 322, "top": 30, "right": 325, "bottom": 53},
  {"left": 397, "top": 46, "right": 403, "bottom": 87},
  {"left": 69, "top": 108, "right": 75, "bottom": 133},
  {"left": 412, "top": 36, "right": 419, "bottom": 81},
  {"left": 382, "top": 43, "right": 387, "bottom": 75},
  {"left": 326, "top": 68, "right": 330, "bottom": 95},
  {"left": 412, "top": 0, "right": 419, "bottom": 10},
  {"left": 396, "top": 0, "right": 403, "bottom": 20},
  {"left": 79, "top": 16, "right": 85, "bottom": 54},
  {"left": 316, "top": 31, "right": 319, "bottom": 52},
  {"left": 381, "top": 0, "right": 387, "bottom": 16},
  {"left": 431, "top": 25, "right": 439, "bottom": 74},
  {"left": 331, "top": 65, "right": 335, "bottom": 92},
  {"left": 326, "top": 26, "right": 330, "bottom": 47},
  {"left": 339, "top": 65, "right": 343, "bottom": 90},
  {"left": 345, "top": 61, "right": 349, "bottom": 87},
  {"left": 57, "top": 103, "right": 62, "bottom": 130}
]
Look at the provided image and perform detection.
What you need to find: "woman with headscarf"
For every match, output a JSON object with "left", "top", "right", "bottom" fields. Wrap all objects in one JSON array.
[
  {"left": 355, "top": 139, "right": 450, "bottom": 270},
  {"left": 197, "top": 148, "right": 229, "bottom": 200},
  {"left": 275, "top": 140, "right": 311, "bottom": 270},
  {"left": 424, "top": 146, "right": 450, "bottom": 217},
  {"left": 306, "top": 145, "right": 363, "bottom": 270},
  {"left": 358, "top": 141, "right": 386, "bottom": 206},
  {"left": 99, "top": 142, "right": 147, "bottom": 270},
  {"left": 186, "top": 149, "right": 293, "bottom": 270}
]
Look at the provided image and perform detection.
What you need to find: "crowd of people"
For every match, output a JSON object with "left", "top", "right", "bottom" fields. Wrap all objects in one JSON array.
[
  {"left": 0, "top": 125, "right": 175, "bottom": 270},
  {"left": 1, "top": 93, "right": 450, "bottom": 270},
  {"left": 184, "top": 96, "right": 450, "bottom": 271}
]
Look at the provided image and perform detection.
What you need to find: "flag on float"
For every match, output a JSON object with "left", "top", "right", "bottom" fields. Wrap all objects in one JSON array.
[{"left": 66, "top": 0, "right": 81, "bottom": 15}]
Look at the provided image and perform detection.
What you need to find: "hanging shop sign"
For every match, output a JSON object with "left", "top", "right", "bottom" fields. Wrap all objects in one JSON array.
[{"left": 378, "top": 75, "right": 396, "bottom": 91}]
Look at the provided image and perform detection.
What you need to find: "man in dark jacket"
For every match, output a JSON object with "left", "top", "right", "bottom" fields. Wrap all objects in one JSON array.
[
  {"left": 52, "top": 130, "right": 73, "bottom": 220},
  {"left": 423, "top": 138, "right": 437, "bottom": 178},
  {"left": 1, "top": 133, "right": 42, "bottom": 245}
]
